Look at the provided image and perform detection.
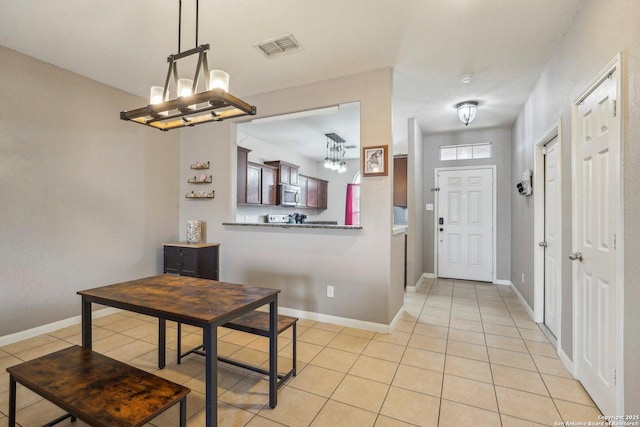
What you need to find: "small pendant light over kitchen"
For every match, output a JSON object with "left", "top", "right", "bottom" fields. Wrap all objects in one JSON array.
[
  {"left": 324, "top": 133, "right": 347, "bottom": 173},
  {"left": 120, "top": 0, "right": 256, "bottom": 131},
  {"left": 456, "top": 101, "right": 478, "bottom": 126}
]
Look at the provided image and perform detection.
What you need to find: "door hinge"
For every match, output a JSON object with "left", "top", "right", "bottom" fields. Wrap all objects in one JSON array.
[
  {"left": 613, "top": 100, "right": 617, "bottom": 117},
  {"left": 613, "top": 368, "right": 617, "bottom": 385},
  {"left": 542, "top": 146, "right": 548, "bottom": 155},
  {"left": 613, "top": 233, "right": 617, "bottom": 250}
]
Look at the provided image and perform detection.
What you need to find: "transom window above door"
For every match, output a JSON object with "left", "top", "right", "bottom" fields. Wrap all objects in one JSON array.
[{"left": 440, "top": 142, "right": 492, "bottom": 161}]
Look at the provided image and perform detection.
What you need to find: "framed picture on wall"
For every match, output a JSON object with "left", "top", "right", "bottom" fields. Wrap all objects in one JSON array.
[{"left": 362, "top": 145, "right": 388, "bottom": 176}]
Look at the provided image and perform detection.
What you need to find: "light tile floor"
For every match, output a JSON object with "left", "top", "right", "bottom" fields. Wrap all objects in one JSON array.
[{"left": 0, "top": 279, "right": 604, "bottom": 426}]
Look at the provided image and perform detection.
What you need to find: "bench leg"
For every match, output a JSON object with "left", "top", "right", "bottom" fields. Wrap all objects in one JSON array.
[{"left": 9, "top": 376, "right": 16, "bottom": 427}]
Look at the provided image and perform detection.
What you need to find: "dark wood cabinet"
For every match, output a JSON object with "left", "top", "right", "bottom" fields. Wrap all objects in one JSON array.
[
  {"left": 246, "top": 162, "right": 262, "bottom": 204},
  {"left": 393, "top": 155, "right": 408, "bottom": 207},
  {"left": 163, "top": 243, "right": 219, "bottom": 280},
  {"left": 264, "top": 160, "right": 300, "bottom": 185},
  {"left": 317, "top": 179, "right": 328, "bottom": 209},
  {"left": 261, "top": 164, "right": 278, "bottom": 205},
  {"left": 237, "top": 147, "right": 250, "bottom": 204},
  {"left": 245, "top": 161, "right": 277, "bottom": 205},
  {"left": 298, "top": 174, "right": 328, "bottom": 209},
  {"left": 299, "top": 175, "right": 308, "bottom": 207}
]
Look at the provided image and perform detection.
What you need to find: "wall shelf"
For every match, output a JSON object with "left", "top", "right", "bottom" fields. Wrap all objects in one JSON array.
[
  {"left": 190, "top": 161, "right": 210, "bottom": 170},
  {"left": 188, "top": 175, "right": 212, "bottom": 184},
  {"left": 186, "top": 191, "right": 215, "bottom": 199}
]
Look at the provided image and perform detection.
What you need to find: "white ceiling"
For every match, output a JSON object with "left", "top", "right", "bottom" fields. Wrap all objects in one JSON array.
[{"left": 0, "top": 0, "right": 585, "bottom": 154}]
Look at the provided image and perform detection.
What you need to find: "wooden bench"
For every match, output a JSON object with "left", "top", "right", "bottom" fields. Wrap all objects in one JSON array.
[
  {"left": 7, "top": 345, "right": 190, "bottom": 427},
  {"left": 177, "top": 311, "right": 297, "bottom": 388}
]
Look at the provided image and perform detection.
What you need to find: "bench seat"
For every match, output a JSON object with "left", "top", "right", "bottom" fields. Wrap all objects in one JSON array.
[
  {"left": 177, "top": 310, "right": 297, "bottom": 388},
  {"left": 7, "top": 345, "right": 190, "bottom": 427}
]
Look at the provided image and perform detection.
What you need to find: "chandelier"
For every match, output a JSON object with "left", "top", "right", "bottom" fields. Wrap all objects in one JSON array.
[
  {"left": 456, "top": 101, "right": 478, "bottom": 126},
  {"left": 324, "top": 133, "right": 347, "bottom": 173},
  {"left": 120, "top": 0, "right": 256, "bottom": 131}
]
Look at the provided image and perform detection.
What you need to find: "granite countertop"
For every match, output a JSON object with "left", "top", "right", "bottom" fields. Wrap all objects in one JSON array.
[{"left": 222, "top": 222, "right": 363, "bottom": 230}]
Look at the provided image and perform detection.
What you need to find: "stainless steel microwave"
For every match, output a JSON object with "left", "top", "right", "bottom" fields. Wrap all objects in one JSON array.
[{"left": 278, "top": 184, "right": 301, "bottom": 206}]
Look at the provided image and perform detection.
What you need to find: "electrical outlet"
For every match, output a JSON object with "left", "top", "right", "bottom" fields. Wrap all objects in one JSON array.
[
  {"left": 521, "top": 273, "right": 525, "bottom": 284},
  {"left": 327, "top": 286, "right": 335, "bottom": 298}
]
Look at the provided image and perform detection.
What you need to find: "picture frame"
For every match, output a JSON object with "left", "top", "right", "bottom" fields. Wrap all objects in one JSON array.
[{"left": 362, "top": 145, "right": 388, "bottom": 176}]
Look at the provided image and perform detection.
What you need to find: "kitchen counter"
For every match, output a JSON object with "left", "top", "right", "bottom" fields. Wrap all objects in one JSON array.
[{"left": 223, "top": 222, "right": 363, "bottom": 230}]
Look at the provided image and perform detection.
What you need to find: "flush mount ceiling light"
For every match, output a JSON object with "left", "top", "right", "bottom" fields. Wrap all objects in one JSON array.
[
  {"left": 120, "top": 0, "right": 256, "bottom": 131},
  {"left": 324, "top": 133, "right": 347, "bottom": 173},
  {"left": 456, "top": 101, "right": 478, "bottom": 126}
]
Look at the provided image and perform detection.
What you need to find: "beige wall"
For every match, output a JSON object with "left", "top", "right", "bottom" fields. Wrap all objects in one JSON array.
[
  {"left": 178, "top": 68, "right": 403, "bottom": 325},
  {"left": 510, "top": 0, "right": 640, "bottom": 413},
  {"left": 407, "top": 118, "right": 424, "bottom": 287},
  {"left": 0, "top": 46, "right": 180, "bottom": 336}
]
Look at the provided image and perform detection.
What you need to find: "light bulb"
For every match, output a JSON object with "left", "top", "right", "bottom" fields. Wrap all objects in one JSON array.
[
  {"left": 209, "top": 70, "right": 229, "bottom": 92},
  {"left": 149, "top": 86, "right": 168, "bottom": 116},
  {"left": 177, "top": 79, "right": 195, "bottom": 109}
]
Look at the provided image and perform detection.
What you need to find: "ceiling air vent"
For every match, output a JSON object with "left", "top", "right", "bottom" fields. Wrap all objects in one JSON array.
[{"left": 255, "top": 34, "right": 301, "bottom": 58}]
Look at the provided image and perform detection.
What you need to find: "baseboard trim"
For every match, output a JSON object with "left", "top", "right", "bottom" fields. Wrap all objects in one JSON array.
[
  {"left": 558, "top": 347, "right": 576, "bottom": 378},
  {"left": 277, "top": 306, "right": 393, "bottom": 334},
  {"left": 493, "top": 279, "right": 511, "bottom": 286},
  {"left": 406, "top": 273, "right": 434, "bottom": 293},
  {"left": 509, "top": 282, "right": 536, "bottom": 321},
  {"left": 0, "top": 307, "right": 121, "bottom": 347}
]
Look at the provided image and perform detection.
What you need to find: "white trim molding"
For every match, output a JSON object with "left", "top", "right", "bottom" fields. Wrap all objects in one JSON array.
[{"left": 0, "top": 307, "right": 121, "bottom": 347}]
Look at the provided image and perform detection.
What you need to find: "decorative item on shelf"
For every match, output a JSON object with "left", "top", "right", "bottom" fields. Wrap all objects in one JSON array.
[
  {"left": 186, "top": 220, "right": 203, "bottom": 243},
  {"left": 456, "top": 101, "right": 479, "bottom": 126},
  {"left": 323, "top": 133, "right": 347, "bottom": 173},
  {"left": 190, "top": 161, "right": 210, "bottom": 170},
  {"left": 119, "top": 0, "right": 256, "bottom": 131},
  {"left": 185, "top": 190, "right": 215, "bottom": 199},
  {"left": 188, "top": 174, "right": 212, "bottom": 184},
  {"left": 362, "top": 145, "right": 388, "bottom": 176}
]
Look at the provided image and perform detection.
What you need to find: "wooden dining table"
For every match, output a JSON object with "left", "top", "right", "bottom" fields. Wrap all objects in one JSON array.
[{"left": 78, "top": 274, "right": 281, "bottom": 427}]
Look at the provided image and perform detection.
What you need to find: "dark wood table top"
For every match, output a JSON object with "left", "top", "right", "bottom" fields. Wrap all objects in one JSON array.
[
  {"left": 78, "top": 275, "right": 280, "bottom": 325},
  {"left": 7, "top": 345, "right": 189, "bottom": 427}
]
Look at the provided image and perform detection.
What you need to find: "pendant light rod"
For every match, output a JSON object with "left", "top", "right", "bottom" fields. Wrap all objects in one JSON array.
[{"left": 177, "top": 0, "right": 200, "bottom": 53}]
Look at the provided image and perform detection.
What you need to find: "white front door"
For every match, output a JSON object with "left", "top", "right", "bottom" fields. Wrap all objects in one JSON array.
[
  {"left": 436, "top": 168, "right": 493, "bottom": 282},
  {"left": 543, "top": 137, "right": 560, "bottom": 338},
  {"left": 573, "top": 67, "right": 621, "bottom": 415}
]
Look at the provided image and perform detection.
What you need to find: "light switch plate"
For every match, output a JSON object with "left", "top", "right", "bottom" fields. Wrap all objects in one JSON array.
[{"left": 426, "top": 204, "right": 434, "bottom": 211}]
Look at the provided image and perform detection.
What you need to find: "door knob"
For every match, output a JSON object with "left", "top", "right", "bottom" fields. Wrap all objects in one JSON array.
[
  {"left": 538, "top": 241, "right": 547, "bottom": 247},
  {"left": 569, "top": 252, "right": 583, "bottom": 262},
  {"left": 439, "top": 228, "right": 444, "bottom": 232}
]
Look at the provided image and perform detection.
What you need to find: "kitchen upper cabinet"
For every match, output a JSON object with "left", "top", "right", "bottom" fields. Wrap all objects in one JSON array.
[
  {"left": 237, "top": 147, "right": 251, "bottom": 204},
  {"left": 246, "top": 162, "right": 277, "bottom": 205},
  {"left": 317, "top": 179, "right": 328, "bottom": 209},
  {"left": 393, "top": 155, "right": 408, "bottom": 207},
  {"left": 261, "top": 164, "right": 278, "bottom": 205},
  {"left": 298, "top": 174, "right": 328, "bottom": 209},
  {"left": 246, "top": 162, "right": 262, "bottom": 204},
  {"left": 264, "top": 160, "right": 300, "bottom": 185},
  {"left": 299, "top": 175, "right": 308, "bottom": 207}
]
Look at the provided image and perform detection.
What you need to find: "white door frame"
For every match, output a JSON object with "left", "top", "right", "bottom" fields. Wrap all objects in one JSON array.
[
  {"left": 433, "top": 165, "right": 497, "bottom": 283},
  {"left": 533, "top": 121, "right": 562, "bottom": 344},
  {"left": 571, "top": 53, "right": 624, "bottom": 414}
]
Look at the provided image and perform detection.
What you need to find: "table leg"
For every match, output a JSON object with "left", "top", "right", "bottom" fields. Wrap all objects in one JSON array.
[
  {"left": 269, "top": 295, "right": 278, "bottom": 408},
  {"left": 81, "top": 297, "right": 92, "bottom": 349},
  {"left": 9, "top": 376, "right": 16, "bottom": 427},
  {"left": 204, "top": 324, "right": 218, "bottom": 427},
  {"left": 158, "top": 318, "right": 166, "bottom": 369}
]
